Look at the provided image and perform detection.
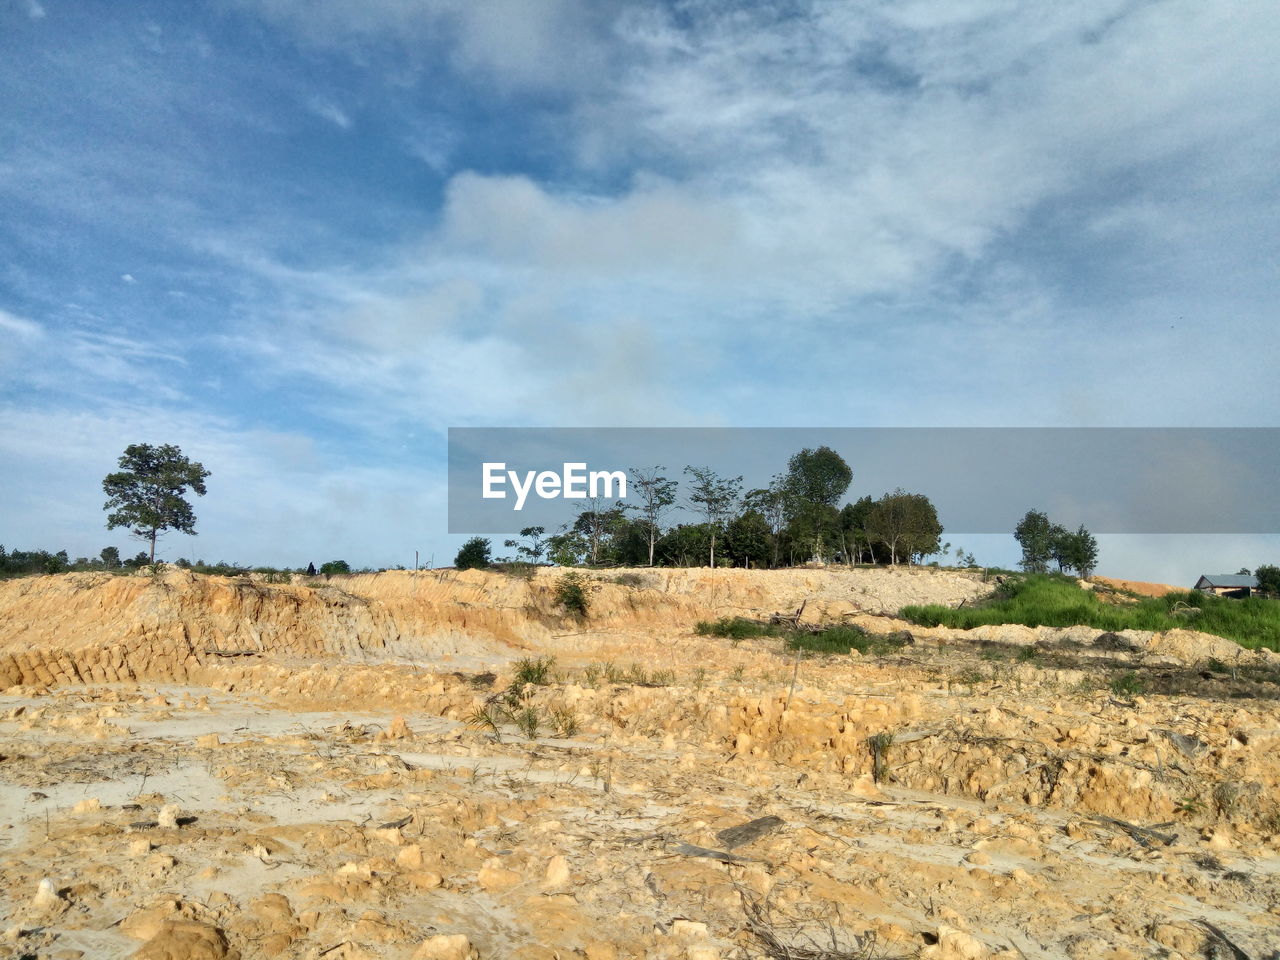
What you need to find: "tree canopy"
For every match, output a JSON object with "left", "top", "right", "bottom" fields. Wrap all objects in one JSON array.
[{"left": 102, "top": 443, "right": 210, "bottom": 563}]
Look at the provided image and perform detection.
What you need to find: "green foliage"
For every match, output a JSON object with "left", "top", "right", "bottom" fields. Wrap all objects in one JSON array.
[
  {"left": 513, "top": 656, "right": 555, "bottom": 687},
  {"left": 694, "top": 617, "right": 781, "bottom": 639},
  {"left": 626, "top": 466, "right": 678, "bottom": 566},
  {"left": 786, "top": 626, "right": 910, "bottom": 657},
  {"left": 902, "top": 574, "right": 1280, "bottom": 651},
  {"left": 864, "top": 488, "right": 943, "bottom": 564},
  {"left": 256, "top": 567, "right": 293, "bottom": 584},
  {"left": 549, "top": 706, "right": 580, "bottom": 738},
  {"left": 1256, "top": 564, "right": 1280, "bottom": 596},
  {"left": 319, "top": 559, "right": 351, "bottom": 576},
  {"left": 784, "top": 446, "right": 853, "bottom": 509},
  {"left": 102, "top": 443, "right": 210, "bottom": 563},
  {"left": 1014, "top": 509, "right": 1054, "bottom": 573},
  {"left": 555, "top": 571, "right": 590, "bottom": 617},
  {"left": 503, "top": 526, "right": 547, "bottom": 564},
  {"left": 683, "top": 465, "right": 743, "bottom": 567},
  {"left": 454, "top": 537, "right": 492, "bottom": 571}
]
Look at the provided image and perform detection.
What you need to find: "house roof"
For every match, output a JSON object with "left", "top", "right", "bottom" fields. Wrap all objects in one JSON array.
[{"left": 1195, "top": 574, "right": 1258, "bottom": 588}]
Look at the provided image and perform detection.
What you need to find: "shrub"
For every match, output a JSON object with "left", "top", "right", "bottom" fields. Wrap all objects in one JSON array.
[
  {"left": 454, "top": 537, "right": 492, "bottom": 571},
  {"left": 613, "top": 571, "right": 654, "bottom": 589},
  {"left": 787, "top": 626, "right": 909, "bottom": 657},
  {"left": 694, "top": 617, "right": 780, "bottom": 640},
  {"left": 555, "top": 571, "right": 590, "bottom": 617},
  {"left": 319, "top": 560, "right": 351, "bottom": 576},
  {"left": 513, "top": 656, "right": 555, "bottom": 687}
]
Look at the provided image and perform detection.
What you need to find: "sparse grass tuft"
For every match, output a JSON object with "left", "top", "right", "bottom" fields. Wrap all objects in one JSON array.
[
  {"left": 1110, "top": 670, "right": 1145, "bottom": 697},
  {"left": 514, "top": 656, "right": 555, "bottom": 687}
]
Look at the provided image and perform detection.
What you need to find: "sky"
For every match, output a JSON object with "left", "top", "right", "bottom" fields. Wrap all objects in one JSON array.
[{"left": 1, "top": 0, "right": 1277, "bottom": 581}]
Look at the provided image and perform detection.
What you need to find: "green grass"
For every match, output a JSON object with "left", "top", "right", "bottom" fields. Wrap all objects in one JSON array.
[
  {"left": 901, "top": 574, "right": 1280, "bottom": 651},
  {"left": 694, "top": 617, "right": 783, "bottom": 640},
  {"left": 785, "top": 625, "right": 910, "bottom": 657}
]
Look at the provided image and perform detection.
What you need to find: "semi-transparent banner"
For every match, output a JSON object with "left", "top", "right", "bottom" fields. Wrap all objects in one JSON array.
[{"left": 448, "top": 427, "right": 1280, "bottom": 534}]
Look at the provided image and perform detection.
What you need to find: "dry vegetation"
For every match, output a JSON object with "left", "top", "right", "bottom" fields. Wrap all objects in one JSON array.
[{"left": 0, "top": 566, "right": 1278, "bottom": 959}]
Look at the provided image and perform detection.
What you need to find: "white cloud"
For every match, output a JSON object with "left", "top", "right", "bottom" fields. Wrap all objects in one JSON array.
[
  {"left": 306, "top": 96, "right": 352, "bottom": 130},
  {"left": 25, "top": 0, "right": 45, "bottom": 20},
  {"left": 0, "top": 308, "right": 43, "bottom": 339},
  {"left": 121, "top": 273, "right": 136, "bottom": 283}
]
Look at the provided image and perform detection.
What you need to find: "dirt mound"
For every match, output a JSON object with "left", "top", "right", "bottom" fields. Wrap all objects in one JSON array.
[{"left": 1095, "top": 576, "right": 1184, "bottom": 597}]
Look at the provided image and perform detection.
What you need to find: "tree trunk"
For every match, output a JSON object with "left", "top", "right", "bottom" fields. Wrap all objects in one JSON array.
[{"left": 149, "top": 531, "right": 157, "bottom": 564}]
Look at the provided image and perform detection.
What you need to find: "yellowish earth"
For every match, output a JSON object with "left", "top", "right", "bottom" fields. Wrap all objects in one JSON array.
[{"left": 0, "top": 567, "right": 1277, "bottom": 959}]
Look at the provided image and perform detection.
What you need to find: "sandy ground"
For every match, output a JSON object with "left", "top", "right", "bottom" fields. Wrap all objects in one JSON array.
[
  {"left": 1094, "top": 578, "right": 1184, "bottom": 598},
  {"left": 1, "top": 568, "right": 1278, "bottom": 960}
]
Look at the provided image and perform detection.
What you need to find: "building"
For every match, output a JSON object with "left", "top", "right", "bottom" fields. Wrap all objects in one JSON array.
[{"left": 1192, "top": 573, "right": 1258, "bottom": 598}]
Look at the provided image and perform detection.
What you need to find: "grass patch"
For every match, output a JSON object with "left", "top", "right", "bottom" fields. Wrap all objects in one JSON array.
[
  {"left": 786, "top": 625, "right": 910, "bottom": 657},
  {"left": 901, "top": 574, "right": 1280, "bottom": 651},
  {"left": 695, "top": 617, "right": 783, "bottom": 640}
]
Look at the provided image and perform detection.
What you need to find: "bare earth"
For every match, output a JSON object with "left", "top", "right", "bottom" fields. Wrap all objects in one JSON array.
[
  {"left": 0, "top": 567, "right": 1277, "bottom": 960},
  {"left": 1093, "top": 578, "right": 1185, "bottom": 598}
]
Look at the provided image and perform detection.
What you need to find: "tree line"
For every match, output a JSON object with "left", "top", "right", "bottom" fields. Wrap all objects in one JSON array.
[{"left": 457, "top": 446, "right": 952, "bottom": 570}]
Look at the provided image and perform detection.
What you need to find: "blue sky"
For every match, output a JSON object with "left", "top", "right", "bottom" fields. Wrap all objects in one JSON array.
[{"left": 2, "top": 0, "right": 1278, "bottom": 580}]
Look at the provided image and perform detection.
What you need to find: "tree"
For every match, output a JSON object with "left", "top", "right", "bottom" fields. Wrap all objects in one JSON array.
[
  {"left": 865, "top": 489, "right": 942, "bottom": 564},
  {"left": 782, "top": 447, "right": 852, "bottom": 562},
  {"left": 742, "top": 479, "right": 789, "bottom": 568},
  {"left": 784, "top": 446, "right": 852, "bottom": 510},
  {"left": 1048, "top": 523, "right": 1071, "bottom": 573},
  {"left": 320, "top": 559, "right": 351, "bottom": 576},
  {"left": 1013, "top": 509, "right": 1054, "bottom": 574},
  {"left": 723, "top": 509, "right": 772, "bottom": 568},
  {"left": 454, "top": 537, "right": 492, "bottom": 571},
  {"left": 627, "top": 466, "right": 678, "bottom": 566},
  {"left": 1064, "top": 525, "right": 1099, "bottom": 580},
  {"left": 503, "top": 526, "right": 547, "bottom": 564},
  {"left": 100, "top": 546, "right": 121, "bottom": 569},
  {"left": 306, "top": 562, "right": 317, "bottom": 576},
  {"left": 573, "top": 497, "right": 626, "bottom": 565},
  {"left": 102, "top": 443, "right": 210, "bottom": 564},
  {"left": 683, "top": 466, "right": 742, "bottom": 567},
  {"left": 1254, "top": 564, "right": 1280, "bottom": 596}
]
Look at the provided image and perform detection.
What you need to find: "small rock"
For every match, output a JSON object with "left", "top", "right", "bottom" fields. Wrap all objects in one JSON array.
[
  {"left": 32, "top": 878, "right": 65, "bottom": 912},
  {"left": 414, "top": 933, "right": 473, "bottom": 960},
  {"left": 158, "top": 805, "right": 181, "bottom": 829},
  {"left": 477, "top": 860, "right": 521, "bottom": 892},
  {"left": 671, "top": 920, "right": 709, "bottom": 939},
  {"left": 542, "top": 854, "right": 570, "bottom": 891},
  {"left": 130, "top": 920, "right": 236, "bottom": 960}
]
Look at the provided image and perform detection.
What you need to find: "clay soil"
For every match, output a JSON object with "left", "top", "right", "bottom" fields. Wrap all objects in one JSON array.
[{"left": 1, "top": 567, "right": 1278, "bottom": 960}]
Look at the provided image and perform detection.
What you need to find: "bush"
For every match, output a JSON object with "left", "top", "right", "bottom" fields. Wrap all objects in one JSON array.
[
  {"left": 694, "top": 617, "right": 780, "bottom": 640},
  {"left": 514, "top": 656, "right": 555, "bottom": 686},
  {"left": 1110, "top": 670, "right": 1146, "bottom": 697},
  {"left": 555, "top": 571, "right": 590, "bottom": 617},
  {"left": 455, "top": 537, "right": 492, "bottom": 571},
  {"left": 787, "top": 626, "right": 910, "bottom": 657},
  {"left": 319, "top": 560, "right": 351, "bottom": 576}
]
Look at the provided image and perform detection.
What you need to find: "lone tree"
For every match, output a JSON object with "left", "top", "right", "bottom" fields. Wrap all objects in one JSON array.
[
  {"left": 102, "top": 443, "right": 210, "bottom": 564},
  {"left": 1014, "top": 509, "right": 1054, "bottom": 573},
  {"left": 865, "top": 488, "right": 942, "bottom": 565},
  {"left": 683, "top": 465, "right": 742, "bottom": 567}
]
